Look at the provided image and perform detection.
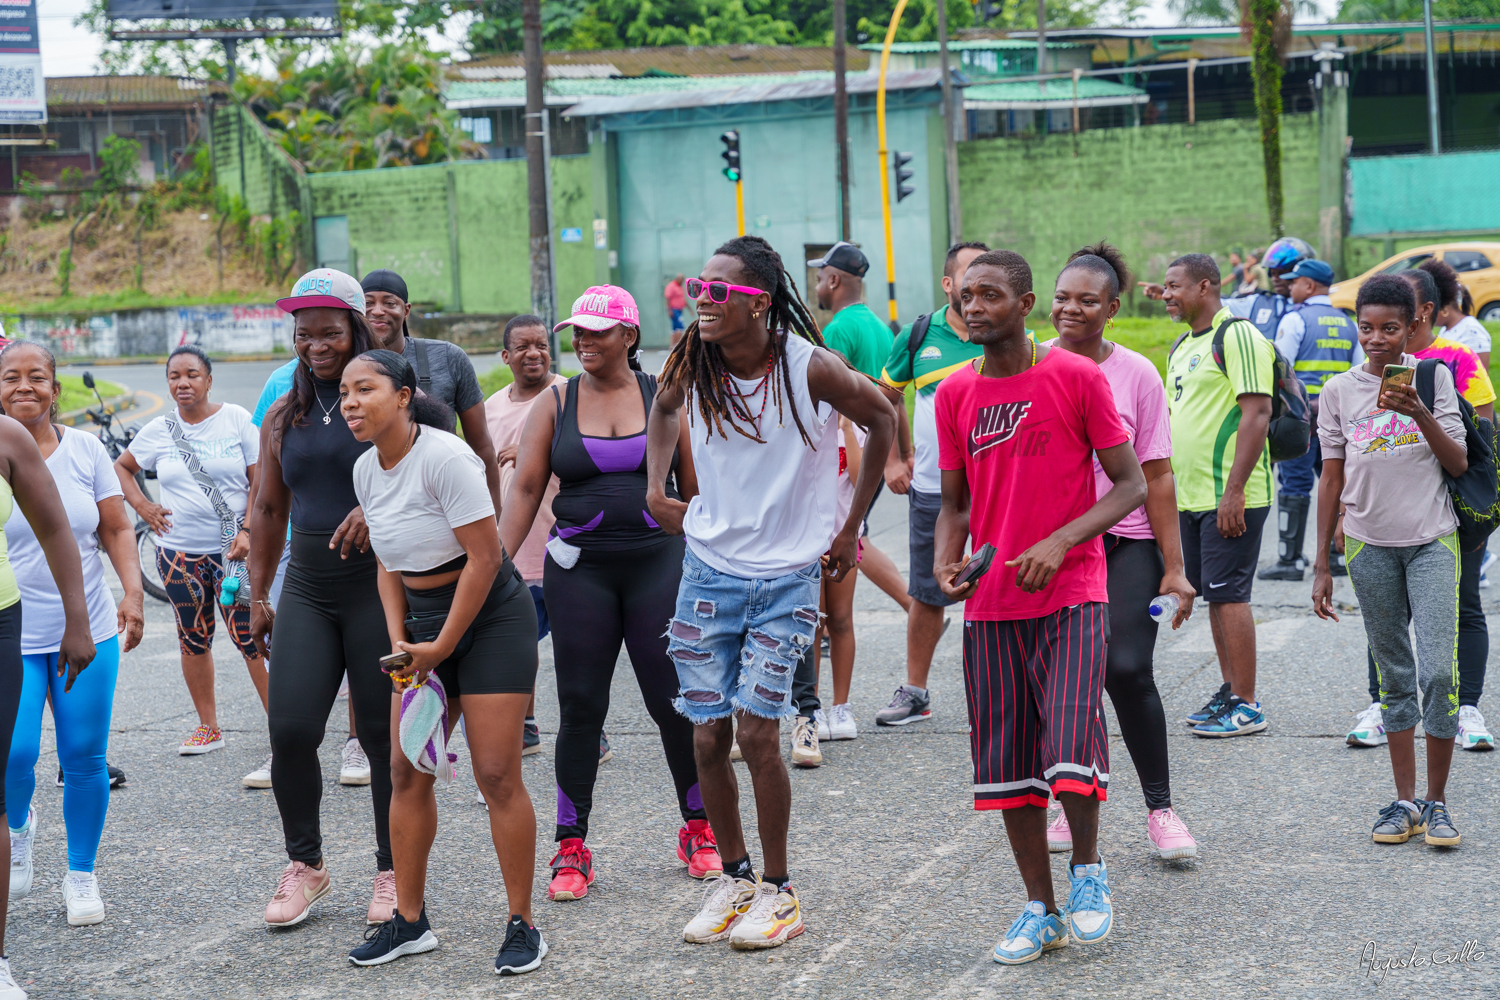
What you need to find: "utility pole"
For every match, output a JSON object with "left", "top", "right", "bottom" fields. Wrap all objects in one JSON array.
[
  {"left": 1422, "top": 0, "right": 1440, "bottom": 154},
  {"left": 876, "top": 0, "right": 911, "bottom": 326},
  {"left": 833, "top": 0, "right": 851, "bottom": 242},
  {"left": 936, "top": 0, "right": 961, "bottom": 244},
  {"left": 523, "top": 0, "right": 558, "bottom": 365},
  {"left": 1036, "top": 0, "right": 1046, "bottom": 96}
]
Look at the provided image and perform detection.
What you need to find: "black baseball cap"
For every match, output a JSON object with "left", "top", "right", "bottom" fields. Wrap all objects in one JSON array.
[{"left": 806, "top": 241, "right": 869, "bottom": 279}]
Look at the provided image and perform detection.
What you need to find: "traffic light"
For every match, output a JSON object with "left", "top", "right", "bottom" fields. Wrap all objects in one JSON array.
[
  {"left": 892, "top": 151, "right": 915, "bottom": 202},
  {"left": 720, "top": 130, "right": 741, "bottom": 182}
]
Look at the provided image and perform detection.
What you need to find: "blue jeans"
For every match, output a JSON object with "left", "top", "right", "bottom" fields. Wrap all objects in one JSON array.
[
  {"left": 670, "top": 308, "right": 685, "bottom": 332},
  {"left": 1276, "top": 433, "right": 1321, "bottom": 498},
  {"left": 668, "top": 547, "right": 821, "bottom": 723}
]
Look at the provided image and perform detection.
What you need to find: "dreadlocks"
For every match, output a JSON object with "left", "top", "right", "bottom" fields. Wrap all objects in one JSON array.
[{"left": 661, "top": 235, "right": 830, "bottom": 447}]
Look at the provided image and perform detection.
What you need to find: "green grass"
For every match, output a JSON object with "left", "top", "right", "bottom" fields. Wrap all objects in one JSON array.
[
  {"left": 6, "top": 290, "right": 272, "bottom": 316},
  {"left": 57, "top": 374, "right": 125, "bottom": 414}
]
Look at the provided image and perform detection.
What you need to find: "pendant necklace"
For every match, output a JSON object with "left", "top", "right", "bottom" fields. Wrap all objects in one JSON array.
[{"left": 313, "top": 382, "right": 337, "bottom": 425}]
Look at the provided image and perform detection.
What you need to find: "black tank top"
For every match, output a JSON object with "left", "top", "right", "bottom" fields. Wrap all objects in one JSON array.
[
  {"left": 279, "top": 375, "right": 373, "bottom": 533},
  {"left": 548, "top": 372, "right": 677, "bottom": 551}
]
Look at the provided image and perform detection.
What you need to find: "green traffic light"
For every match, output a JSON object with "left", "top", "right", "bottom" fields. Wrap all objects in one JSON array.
[{"left": 723, "top": 168, "right": 740, "bottom": 182}]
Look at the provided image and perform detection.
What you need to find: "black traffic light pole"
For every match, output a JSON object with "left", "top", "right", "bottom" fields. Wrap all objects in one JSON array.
[{"left": 720, "top": 130, "right": 744, "bottom": 236}]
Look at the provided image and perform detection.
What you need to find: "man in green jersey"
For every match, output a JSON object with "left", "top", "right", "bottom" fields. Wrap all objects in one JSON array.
[
  {"left": 810, "top": 242, "right": 892, "bottom": 378},
  {"left": 1162, "top": 253, "right": 1275, "bottom": 739},
  {"left": 872, "top": 241, "right": 991, "bottom": 728}
]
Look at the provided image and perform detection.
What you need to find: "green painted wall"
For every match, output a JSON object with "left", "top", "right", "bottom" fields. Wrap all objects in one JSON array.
[
  {"left": 958, "top": 114, "right": 1323, "bottom": 304},
  {"left": 210, "top": 103, "right": 314, "bottom": 264}
]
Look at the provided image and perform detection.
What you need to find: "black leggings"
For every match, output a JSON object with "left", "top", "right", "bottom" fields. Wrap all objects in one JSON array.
[
  {"left": 1102, "top": 534, "right": 1173, "bottom": 811},
  {"left": 1367, "top": 539, "right": 1487, "bottom": 707},
  {"left": 0, "top": 601, "right": 20, "bottom": 818},
  {"left": 268, "top": 528, "right": 394, "bottom": 871},
  {"left": 543, "top": 537, "right": 703, "bottom": 842}
]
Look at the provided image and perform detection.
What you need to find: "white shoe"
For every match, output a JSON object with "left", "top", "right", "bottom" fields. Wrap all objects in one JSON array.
[
  {"left": 242, "top": 754, "right": 273, "bottom": 789},
  {"left": 1457, "top": 705, "right": 1494, "bottom": 751},
  {"left": 339, "top": 738, "right": 372, "bottom": 785},
  {"left": 682, "top": 874, "right": 756, "bottom": 943},
  {"left": 0, "top": 956, "right": 27, "bottom": 999},
  {"left": 827, "top": 703, "right": 857, "bottom": 740},
  {"left": 790, "top": 715, "right": 822, "bottom": 768},
  {"left": 63, "top": 870, "right": 105, "bottom": 926},
  {"left": 1346, "top": 702, "right": 1388, "bottom": 747},
  {"left": 8, "top": 806, "right": 36, "bottom": 900},
  {"left": 729, "top": 881, "right": 804, "bottom": 950},
  {"left": 813, "top": 708, "right": 830, "bottom": 742}
]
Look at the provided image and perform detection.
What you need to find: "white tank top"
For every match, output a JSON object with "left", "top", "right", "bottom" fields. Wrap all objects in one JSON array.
[{"left": 683, "top": 334, "right": 841, "bottom": 579}]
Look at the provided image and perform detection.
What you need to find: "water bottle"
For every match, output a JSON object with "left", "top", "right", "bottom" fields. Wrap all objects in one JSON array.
[
  {"left": 1148, "top": 593, "right": 1179, "bottom": 623},
  {"left": 219, "top": 574, "right": 240, "bottom": 607}
]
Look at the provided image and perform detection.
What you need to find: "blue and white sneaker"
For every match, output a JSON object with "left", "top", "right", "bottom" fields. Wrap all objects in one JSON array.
[
  {"left": 1456, "top": 705, "right": 1494, "bottom": 751},
  {"left": 1192, "top": 698, "right": 1268, "bottom": 738},
  {"left": 1066, "top": 861, "right": 1112, "bottom": 944},
  {"left": 1185, "top": 683, "right": 1232, "bottom": 727},
  {"left": 1346, "top": 702, "right": 1388, "bottom": 747},
  {"left": 992, "top": 901, "right": 1068, "bottom": 964}
]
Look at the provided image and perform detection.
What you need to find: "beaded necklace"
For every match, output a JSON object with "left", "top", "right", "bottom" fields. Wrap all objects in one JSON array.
[
  {"left": 722, "top": 353, "right": 776, "bottom": 433},
  {"left": 976, "top": 338, "right": 1036, "bottom": 377}
]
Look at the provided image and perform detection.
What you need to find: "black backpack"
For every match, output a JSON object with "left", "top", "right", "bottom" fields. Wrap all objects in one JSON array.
[
  {"left": 1414, "top": 358, "right": 1500, "bottom": 549},
  {"left": 905, "top": 312, "right": 935, "bottom": 375},
  {"left": 1170, "top": 317, "right": 1311, "bottom": 463}
]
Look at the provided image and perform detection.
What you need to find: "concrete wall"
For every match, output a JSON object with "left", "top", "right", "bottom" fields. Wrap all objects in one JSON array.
[
  {"left": 958, "top": 113, "right": 1323, "bottom": 303},
  {"left": 210, "top": 103, "right": 314, "bottom": 265},
  {"left": 9, "top": 304, "right": 293, "bottom": 359}
]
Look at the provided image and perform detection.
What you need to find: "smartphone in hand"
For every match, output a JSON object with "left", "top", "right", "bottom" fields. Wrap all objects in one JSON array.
[
  {"left": 1379, "top": 364, "right": 1413, "bottom": 407},
  {"left": 954, "top": 543, "right": 997, "bottom": 589},
  {"left": 379, "top": 651, "right": 413, "bottom": 674}
]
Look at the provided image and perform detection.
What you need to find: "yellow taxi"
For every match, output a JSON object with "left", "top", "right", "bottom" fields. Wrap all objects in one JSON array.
[{"left": 1330, "top": 242, "right": 1500, "bottom": 321}]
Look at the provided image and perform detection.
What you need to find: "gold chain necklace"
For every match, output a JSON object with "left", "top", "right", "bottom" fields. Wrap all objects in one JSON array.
[{"left": 977, "top": 338, "right": 1035, "bottom": 377}]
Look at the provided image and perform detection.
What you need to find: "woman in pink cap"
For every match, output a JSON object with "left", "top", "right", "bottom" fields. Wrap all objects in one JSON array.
[{"left": 499, "top": 285, "right": 720, "bottom": 901}]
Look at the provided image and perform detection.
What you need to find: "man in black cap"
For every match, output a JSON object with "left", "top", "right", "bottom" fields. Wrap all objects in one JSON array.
[
  {"left": 808, "top": 242, "right": 892, "bottom": 380},
  {"left": 362, "top": 269, "right": 500, "bottom": 510}
]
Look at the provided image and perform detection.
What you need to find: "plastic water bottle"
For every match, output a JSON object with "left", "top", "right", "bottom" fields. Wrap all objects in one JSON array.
[
  {"left": 1148, "top": 594, "right": 1179, "bottom": 623},
  {"left": 219, "top": 575, "right": 240, "bottom": 607}
]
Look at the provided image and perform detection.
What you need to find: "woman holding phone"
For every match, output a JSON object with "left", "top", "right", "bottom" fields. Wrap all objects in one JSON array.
[{"left": 342, "top": 349, "right": 544, "bottom": 974}]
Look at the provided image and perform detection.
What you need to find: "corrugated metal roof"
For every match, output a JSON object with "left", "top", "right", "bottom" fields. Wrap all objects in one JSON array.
[
  {"left": 857, "top": 39, "right": 1082, "bottom": 53},
  {"left": 450, "top": 44, "right": 869, "bottom": 79},
  {"left": 560, "top": 69, "right": 951, "bottom": 118},
  {"left": 456, "top": 63, "right": 622, "bottom": 80},
  {"left": 46, "top": 76, "right": 219, "bottom": 108},
  {"left": 964, "top": 77, "right": 1147, "bottom": 110},
  {"left": 447, "top": 71, "right": 856, "bottom": 110}
]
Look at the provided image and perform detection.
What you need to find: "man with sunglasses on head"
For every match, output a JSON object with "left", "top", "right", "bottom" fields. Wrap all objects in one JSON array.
[{"left": 647, "top": 236, "right": 895, "bottom": 951}]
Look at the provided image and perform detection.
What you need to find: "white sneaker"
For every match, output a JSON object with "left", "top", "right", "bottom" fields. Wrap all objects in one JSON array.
[
  {"left": 1457, "top": 705, "right": 1495, "bottom": 751},
  {"left": 0, "top": 956, "right": 27, "bottom": 999},
  {"left": 63, "top": 870, "right": 105, "bottom": 926},
  {"left": 1346, "top": 702, "right": 1387, "bottom": 747},
  {"left": 339, "top": 738, "right": 372, "bottom": 785},
  {"left": 729, "top": 881, "right": 804, "bottom": 950},
  {"left": 682, "top": 874, "right": 756, "bottom": 943},
  {"left": 8, "top": 806, "right": 36, "bottom": 900},
  {"left": 827, "top": 703, "right": 857, "bottom": 740},
  {"left": 242, "top": 754, "right": 273, "bottom": 789},
  {"left": 812, "top": 708, "right": 829, "bottom": 742},
  {"left": 790, "top": 715, "right": 822, "bottom": 768}
]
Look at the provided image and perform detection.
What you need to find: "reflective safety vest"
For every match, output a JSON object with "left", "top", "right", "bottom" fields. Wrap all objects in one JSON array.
[
  {"left": 1239, "top": 291, "right": 1288, "bottom": 338},
  {"left": 1289, "top": 301, "right": 1358, "bottom": 395}
]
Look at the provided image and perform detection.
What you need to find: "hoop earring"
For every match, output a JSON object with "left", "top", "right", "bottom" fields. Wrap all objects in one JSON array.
[{"left": 1107, "top": 317, "right": 1117, "bottom": 331}]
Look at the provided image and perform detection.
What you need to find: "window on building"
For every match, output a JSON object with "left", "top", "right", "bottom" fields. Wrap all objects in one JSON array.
[
  {"left": 460, "top": 116, "right": 494, "bottom": 144},
  {"left": 1445, "top": 250, "right": 1492, "bottom": 273}
]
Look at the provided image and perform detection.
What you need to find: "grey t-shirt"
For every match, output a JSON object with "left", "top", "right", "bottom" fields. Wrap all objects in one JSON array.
[
  {"left": 403, "top": 336, "right": 484, "bottom": 429},
  {"left": 1318, "top": 353, "right": 1465, "bottom": 548}
]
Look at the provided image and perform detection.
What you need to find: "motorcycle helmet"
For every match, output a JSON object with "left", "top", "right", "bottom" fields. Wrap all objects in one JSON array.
[{"left": 1262, "top": 237, "right": 1317, "bottom": 271}]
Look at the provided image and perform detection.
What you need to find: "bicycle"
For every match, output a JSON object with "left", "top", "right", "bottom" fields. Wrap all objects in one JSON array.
[{"left": 79, "top": 371, "right": 169, "bottom": 604}]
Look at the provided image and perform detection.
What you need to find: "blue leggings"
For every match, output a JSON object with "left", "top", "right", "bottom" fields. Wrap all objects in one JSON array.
[{"left": 6, "top": 634, "right": 119, "bottom": 872}]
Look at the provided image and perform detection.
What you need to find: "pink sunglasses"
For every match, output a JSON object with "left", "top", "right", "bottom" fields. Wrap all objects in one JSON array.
[{"left": 686, "top": 278, "right": 764, "bottom": 303}]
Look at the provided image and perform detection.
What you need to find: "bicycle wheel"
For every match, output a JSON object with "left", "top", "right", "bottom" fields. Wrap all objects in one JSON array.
[{"left": 137, "top": 520, "right": 169, "bottom": 604}]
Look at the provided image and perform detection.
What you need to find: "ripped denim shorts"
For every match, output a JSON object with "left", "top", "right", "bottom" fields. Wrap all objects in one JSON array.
[{"left": 667, "top": 546, "right": 821, "bottom": 723}]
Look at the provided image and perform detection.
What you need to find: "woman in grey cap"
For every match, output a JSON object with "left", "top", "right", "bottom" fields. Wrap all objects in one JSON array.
[{"left": 361, "top": 270, "right": 500, "bottom": 510}]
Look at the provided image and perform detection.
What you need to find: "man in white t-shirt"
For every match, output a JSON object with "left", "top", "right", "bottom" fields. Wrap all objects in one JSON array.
[{"left": 645, "top": 237, "right": 895, "bottom": 951}]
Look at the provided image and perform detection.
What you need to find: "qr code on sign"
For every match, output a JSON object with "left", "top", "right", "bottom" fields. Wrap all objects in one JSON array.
[{"left": 0, "top": 67, "right": 36, "bottom": 101}]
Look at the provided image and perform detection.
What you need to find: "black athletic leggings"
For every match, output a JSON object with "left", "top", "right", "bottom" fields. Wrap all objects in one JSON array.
[
  {"left": 269, "top": 528, "right": 394, "bottom": 871},
  {"left": 0, "top": 602, "right": 21, "bottom": 818},
  {"left": 1366, "top": 540, "right": 1487, "bottom": 708},
  {"left": 543, "top": 536, "right": 703, "bottom": 842},
  {"left": 1102, "top": 534, "right": 1172, "bottom": 811}
]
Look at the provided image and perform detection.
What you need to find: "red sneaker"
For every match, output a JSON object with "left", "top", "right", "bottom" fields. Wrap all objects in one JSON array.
[
  {"left": 547, "top": 838, "right": 594, "bottom": 901},
  {"left": 677, "top": 819, "right": 723, "bottom": 879}
]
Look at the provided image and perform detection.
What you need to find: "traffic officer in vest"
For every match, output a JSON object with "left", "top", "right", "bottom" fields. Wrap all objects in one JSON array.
[
  {"left": 1258, "top": 258, "right": 1361, "bottom": 581},
  {"left": 1226, "top": 237, "right": 1317, "bottom": 338}
]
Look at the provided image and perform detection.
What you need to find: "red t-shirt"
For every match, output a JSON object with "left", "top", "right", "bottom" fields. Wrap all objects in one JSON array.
[{"left": 935, "top": 348, "right": 1129, "bottom": 621}]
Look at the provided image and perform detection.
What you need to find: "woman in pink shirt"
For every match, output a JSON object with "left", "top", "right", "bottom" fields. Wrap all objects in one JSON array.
[{"left": 1047, "top": 243, "right": 1201, "bottom": 860}]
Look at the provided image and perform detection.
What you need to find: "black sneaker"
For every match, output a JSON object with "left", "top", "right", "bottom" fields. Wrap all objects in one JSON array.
[
  {"left": 494, "top": 915, "right": 547, "bottom": 975},
  {"left": 1185, "top": 683, "right": 1232, "bottom": 727},
  {"left": 1418, "top": 799, "right": 1460, "bottom": 847},
  {"left": 57, "top": 764, "right": 127, "bottom": 788},
  {"left": 522, "top": 721, "right": 542, "bottom": 756},
  {"left": 349, "top": 908, "right": 439, "bottom": 966}
]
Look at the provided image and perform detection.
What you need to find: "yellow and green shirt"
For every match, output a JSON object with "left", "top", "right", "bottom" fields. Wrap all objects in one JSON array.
[
  {"left": 1166, "top": 307, "right": 1276, "bottom": 512},
  {"left": 881, "top": 306, "right": 985, "bottom": 495},
  {"left": 0, "top": 477, "right": 19, "bottom": 611}
]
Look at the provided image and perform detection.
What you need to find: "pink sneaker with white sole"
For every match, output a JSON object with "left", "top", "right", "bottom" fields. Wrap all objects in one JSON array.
[
  {"left": 1148, "top": 807, "right": 1198, "bottom": 860},
  {"left": 1046, "top": 809, "right": 1071, "bottom": 853}
]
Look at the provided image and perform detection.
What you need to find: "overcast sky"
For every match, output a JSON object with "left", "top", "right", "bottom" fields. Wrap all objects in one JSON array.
[{"left": 38, "top": 0, "right": 1338, "bottom": 79}]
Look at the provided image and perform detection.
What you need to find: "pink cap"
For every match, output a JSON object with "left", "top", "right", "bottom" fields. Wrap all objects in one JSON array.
[
  {"left": 277, "top": 268, "right": 366, "bottom": 315},
  {"left": 555, "top": 285, "right": 640, "bottom": 333}
]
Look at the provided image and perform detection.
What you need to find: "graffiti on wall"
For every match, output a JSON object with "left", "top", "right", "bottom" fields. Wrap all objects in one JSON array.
[{"left": 7, "top": 305, "right": 293, "bottom": 359}]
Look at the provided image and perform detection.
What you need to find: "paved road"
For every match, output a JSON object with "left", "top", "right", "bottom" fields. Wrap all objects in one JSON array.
[{"left": 13, "top": 361, "right": 1499, "bottom": 997}]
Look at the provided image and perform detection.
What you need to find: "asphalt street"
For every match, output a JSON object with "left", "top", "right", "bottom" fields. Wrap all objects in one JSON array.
[{"left": 13, "top": 360, "right": 1500, "bottom": 998}]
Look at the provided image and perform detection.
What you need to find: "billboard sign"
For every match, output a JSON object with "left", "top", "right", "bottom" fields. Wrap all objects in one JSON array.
[
  {"left": 0, "top": 0, "right": 44, "bottom": 124},
  {"left": 107, "top": 0, "right": 338, "bottom": 18}
]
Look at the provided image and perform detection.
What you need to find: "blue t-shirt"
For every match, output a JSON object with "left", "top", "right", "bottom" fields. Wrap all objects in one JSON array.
[{"left": 252, "top": 359, "right": 299, "bottom": 427}]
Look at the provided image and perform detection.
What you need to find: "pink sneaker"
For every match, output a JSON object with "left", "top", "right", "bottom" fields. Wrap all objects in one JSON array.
[
  {"left": 1046, "top": 809, "right": 1072, "bottom": 853},
  {"left": 264, "top": 861, "right": 331, "bottom": 927},
  {"left": 367, "top": 869, "right": 397, "bottom": 924},
  {"left": 1148, "top": 807, "right": 1199, "bottom": 860}
]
